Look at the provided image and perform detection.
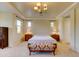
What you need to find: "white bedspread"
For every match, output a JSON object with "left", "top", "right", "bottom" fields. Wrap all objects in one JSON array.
[{"left": 28, "top": 35, "right": 56, "bottom": 43}]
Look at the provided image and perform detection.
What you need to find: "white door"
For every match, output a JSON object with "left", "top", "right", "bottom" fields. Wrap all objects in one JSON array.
[{"left": 63, "top": 18, "right": 71, "bottom": 43}]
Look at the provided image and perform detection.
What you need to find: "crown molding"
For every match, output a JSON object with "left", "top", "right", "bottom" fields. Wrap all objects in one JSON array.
[
  {"left": 23, "top": 17, "right": 56, "bottom": 21},
  {"left": 8, "top": 2, "right": 27, "bottom": 20},
  {"left": 56, "top": 2, "right": 78, "bottom": 19}
]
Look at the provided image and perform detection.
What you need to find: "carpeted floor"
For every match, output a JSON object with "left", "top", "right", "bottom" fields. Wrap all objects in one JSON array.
[{"left": 0, "top": 41, "right": 79, "bottom": 57}]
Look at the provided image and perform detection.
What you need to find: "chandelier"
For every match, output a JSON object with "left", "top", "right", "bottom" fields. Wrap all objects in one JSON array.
[{"left": 34, "top": 2, "right": 47, "bottom": 14}]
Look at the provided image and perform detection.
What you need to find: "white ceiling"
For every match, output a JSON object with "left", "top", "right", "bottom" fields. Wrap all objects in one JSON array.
[{"left": 0, "top": 2, "right": 74, "bottom": 20}]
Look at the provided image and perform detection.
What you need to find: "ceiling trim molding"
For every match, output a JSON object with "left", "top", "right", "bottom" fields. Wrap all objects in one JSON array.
[
  {"left": 56, "top": 2, "right": 78, "bottom": 19},
  {"left": 23, "top": 17, "right": 56, "bottom": 20},
  {"left": 8, "top": 2, "right": 27, "bottom": 20}
]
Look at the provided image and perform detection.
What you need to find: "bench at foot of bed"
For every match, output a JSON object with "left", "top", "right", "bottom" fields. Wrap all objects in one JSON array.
[{"left": 28, "top": 44, "right": 57, "bottom": 56}]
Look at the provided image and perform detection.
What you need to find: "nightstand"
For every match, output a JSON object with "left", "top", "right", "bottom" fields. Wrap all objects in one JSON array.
[
  {"left": 51, "top": 34, "right": 60, "bottom": 41},
  {"left": 25, "top": 34, "right": 33, "bottom": 41}
]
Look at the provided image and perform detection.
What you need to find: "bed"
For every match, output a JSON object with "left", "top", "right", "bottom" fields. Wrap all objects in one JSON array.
[{"left": 27, "top": 35, "right": 57, "bottom": 55}]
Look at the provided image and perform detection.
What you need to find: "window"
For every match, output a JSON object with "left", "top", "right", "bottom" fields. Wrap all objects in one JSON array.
[
  {"left": 50, "top": 22, "right": 54, "bottom": 28},
  {"left": 26, "top": 21, "right": 32, "bottom": 34},
  {"left": 16, "top": 20, "right": 22, "bottom": 33},
  {"left": 27, "top": 21, "right": 31, "bottom": 27}
]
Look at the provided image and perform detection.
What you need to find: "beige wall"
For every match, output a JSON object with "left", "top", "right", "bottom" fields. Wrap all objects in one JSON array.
[
  {"left": 0, "top": 13, "right": 24, "bottom": 47},
  {"left": 23, "top": 20, "right": 57, "bottom": 35},
  {"left": 32, "top": 20, "right": 51, "bottom": 35}
]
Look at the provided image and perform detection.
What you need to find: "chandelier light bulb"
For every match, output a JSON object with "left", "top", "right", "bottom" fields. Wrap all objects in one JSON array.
[
  {"left": 34, "top": 6, "right": 38, "bottom": 10},
  {"left": 37, "top": 2, "right": 41, "bottom": 6},
  {"left": 43, "top": 3, "right": 47, "bottom": 7}
]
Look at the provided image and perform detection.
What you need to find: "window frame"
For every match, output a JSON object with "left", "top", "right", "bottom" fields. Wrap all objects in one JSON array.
[{"left": 16, "top": 19, "right": 22, "bottom": 34}]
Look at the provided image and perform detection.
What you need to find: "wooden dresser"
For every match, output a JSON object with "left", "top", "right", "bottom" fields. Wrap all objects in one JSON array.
[
  {"left": 25, "top": 34, "right": 33, "bottom": 41},
  {"left": 0, "top": 27, "right": 8, "bottom": 49},
  {"left": 51, "top": 34, "right": 60, "bottom": 41}
]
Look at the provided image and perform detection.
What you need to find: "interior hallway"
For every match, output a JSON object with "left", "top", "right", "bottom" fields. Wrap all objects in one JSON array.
[{"left": 0, "top": 40, "right": 79, "bottom": 57}]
